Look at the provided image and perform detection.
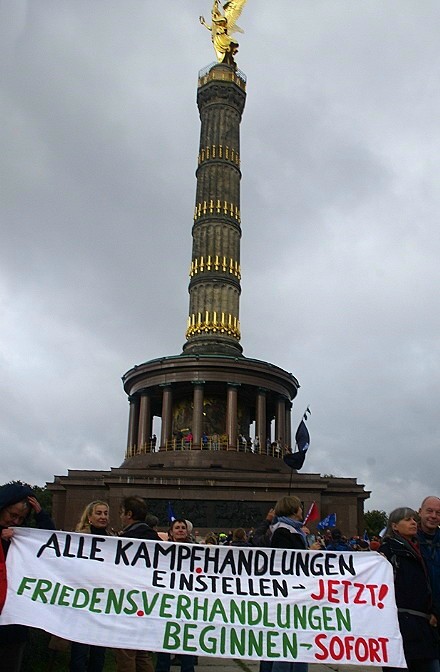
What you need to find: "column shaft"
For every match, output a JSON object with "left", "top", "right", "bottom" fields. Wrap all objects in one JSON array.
[
  {"left": 160, "top": 385, "right": 173, "bottom": 449},
  {"left": 138, "top": 392, "right": 152, "bottom": 452},
  {"left": 226, "top": 384, "right": 239, "bottom": 449},
  {"left": 275, "top": 397, "right": 286, "bottom": 447},
  {"left": 127, "top": 396, "right": 140, "bottom": 456},
  {"left": 192, "top": 383, "right": 204, "bottom": 448},
  {"left": 255, "top": 389, "right": 267, "bottom": 454},
  {"left": 285, "top": 403, "right": 292, "bottom": 450}
]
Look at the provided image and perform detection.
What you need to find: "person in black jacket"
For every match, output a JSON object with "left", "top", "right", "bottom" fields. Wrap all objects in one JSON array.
[
  {"left": 118, "top": 497, "right": 161, "bottom": 543},
  {"left": 114, "top": 497, "right": 160, "bottom": 672},
  {"left": 380, "top": 507, "right": 440, "bottom": 672},
  {"left": 0, "top": 482, "right": 55, "bottom": 672},
  {"left": 270, "top": 496, "right": 307, "bottom": 553},
  {"left": 269, "top": 496, "right": 309, "bottom": 672},
  {"left": 230, "top": 527, "right": 251, "bottom": 547}
]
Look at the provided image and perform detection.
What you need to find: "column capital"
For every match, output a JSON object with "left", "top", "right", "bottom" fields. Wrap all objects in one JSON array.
[{"left": 192, "top": 380, "right": 206, "bottom": 386}]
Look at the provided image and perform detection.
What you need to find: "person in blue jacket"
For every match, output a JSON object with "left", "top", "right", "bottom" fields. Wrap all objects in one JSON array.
[{"left": 417, "top": 497, "right": 440, "bottom": 619}]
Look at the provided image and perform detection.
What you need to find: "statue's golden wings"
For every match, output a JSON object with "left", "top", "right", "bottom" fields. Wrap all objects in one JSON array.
[{"left": 224, "top": 0, "right": 247, "bottom": 35}]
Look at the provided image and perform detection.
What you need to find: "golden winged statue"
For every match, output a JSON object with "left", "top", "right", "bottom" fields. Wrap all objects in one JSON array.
[{"left": 199, "top": 0, "right": 248, "bottom": 67}]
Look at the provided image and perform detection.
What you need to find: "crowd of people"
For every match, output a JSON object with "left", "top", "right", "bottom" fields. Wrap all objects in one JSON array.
[
  {"left": 206, "top": 521, "right": 381, "bottom": 551},
  {"left": 0, "top": 484, "right": 439, "bottom": 672},
  {"left": 156, "top": 432, "right": 289, "bottom": 457}
]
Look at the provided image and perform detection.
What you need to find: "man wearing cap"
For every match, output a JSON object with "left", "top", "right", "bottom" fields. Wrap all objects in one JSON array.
[{"left": 0, "top": 482, "right": 55, "bottom": 671}]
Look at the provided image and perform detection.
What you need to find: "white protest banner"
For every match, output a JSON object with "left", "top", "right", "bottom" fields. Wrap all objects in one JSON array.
[{"left": 0, "top": 528, "right": 406, "bottom": 667}]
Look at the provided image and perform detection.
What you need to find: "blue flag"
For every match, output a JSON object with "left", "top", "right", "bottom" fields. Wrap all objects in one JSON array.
[
  {"left": 167, "top": 501, "right": 176, "bottom": 523},
  {"left": 295, "top": 419, "right": 310, "bottom": 453},
  {"left": 317, "top": 512, "right": 337, "bottom": 529},
  {"left": 283, "top": 415, "right": 310, "bottom": 471}
]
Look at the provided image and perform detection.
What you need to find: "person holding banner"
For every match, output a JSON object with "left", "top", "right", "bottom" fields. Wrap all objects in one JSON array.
[
  {"left": 156, "top": 519, "right": 195, "bottom": 672},
  {"left": 268, "top": 495, "right": 313, "bottom": 672},
  {"left": 166, "top": 519, "right": 191, "bottom": 544},
  {"left": 118, "top": 496, "right": 161, "bottom": 543},
  {"left": 69, "top": 500, "right": 111, "bottom": 672},
  {"left": 0, "top": 482, "right": 55, "bottom": 672},
  {"left": 113, "top": 496, "right": 159, "bottom": 672},
  {"left": 380, "top": 507, "right": 440, "bottom": 672}
]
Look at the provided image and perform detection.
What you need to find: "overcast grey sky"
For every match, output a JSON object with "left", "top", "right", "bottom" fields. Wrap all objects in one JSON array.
[{"left": 1, "top": 1, "right": 439, "bottom": 515}]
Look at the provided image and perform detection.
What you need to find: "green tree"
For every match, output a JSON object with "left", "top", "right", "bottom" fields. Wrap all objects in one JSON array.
[
  {"left": 364, "top": 509, "right": 387, "bottom": 538},
  {"left": 31, "top": 484, "right": 53, "bottom": 516}
]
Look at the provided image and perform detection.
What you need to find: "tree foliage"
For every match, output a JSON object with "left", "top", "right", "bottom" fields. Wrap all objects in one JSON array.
[{"left": 364, "top": 509, "right": 387, "bottom": 537}]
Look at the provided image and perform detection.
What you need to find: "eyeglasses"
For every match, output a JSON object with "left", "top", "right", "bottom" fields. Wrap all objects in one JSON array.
[{"left": 4, "top": 508, "right": 26, "bottom": 523}]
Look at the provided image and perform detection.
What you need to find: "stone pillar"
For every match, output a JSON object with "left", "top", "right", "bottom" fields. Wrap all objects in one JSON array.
[
  {"left": 192, "top": 382, "right": 205, "bottom": 449},
  {"left": 266, "top": 418, "right": 272, "bottom": 453},
  {"left": 160, "top": 384, "right": 173, "bottom": 449},
  {"left": 226, "top": 383, "right": 239, "bottom": 450},
  {"left": 138, "top": 392, "right": 152, "bottom": 452},
  {"left": 285, "top": 401, "right": 292, "bottom": 450},
  {"left": 126, "top": 396, "right": 140, "bottom": 457},
  {"left": 255, "top": 388, "right": 267, "bottom": 454},
  {"left": 275, "top": 397, "right": 286, "bottom": 447}
]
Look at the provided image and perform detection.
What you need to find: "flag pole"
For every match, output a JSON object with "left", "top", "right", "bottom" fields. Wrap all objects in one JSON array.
[
  {"left": 302, "top": 406, "right": 311, "bottom": 421},
  {"left": 303, "top": 501, "right": 316, "bottom": 526}
]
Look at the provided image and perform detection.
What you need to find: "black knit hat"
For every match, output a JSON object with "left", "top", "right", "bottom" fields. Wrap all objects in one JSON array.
[{"left": 0, "top": 483, "right": 34, "bottom": 511}]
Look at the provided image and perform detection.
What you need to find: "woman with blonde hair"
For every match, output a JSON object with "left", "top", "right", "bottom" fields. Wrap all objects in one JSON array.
[
  {"left": 70, "top": 500, "right": 110, "bottom": 672},
  {"left": 75, "top": 500, "right": 109, "bottom": 534}
]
